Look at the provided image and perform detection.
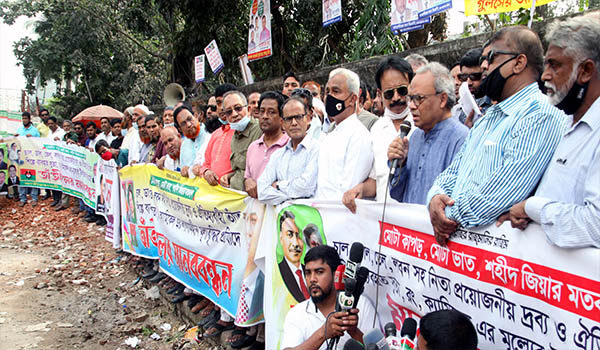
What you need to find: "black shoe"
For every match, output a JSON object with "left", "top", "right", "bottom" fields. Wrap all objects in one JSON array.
[
  {"left": 95, "top": 217, "right": 106, "bottom": 226},
  {"left": 85, "top": 215, "right": 97, "bottom": 223},
  {"left": 149, "top": 272, "right": 167, "bottom": 283},
  {"left": 167, "top": 283, "right": 182, "bottom": 295},
  {"left": 170, "top": 294, "right": 189, "bottom": 304},
  {"left": 187, "top": 295, "right": 201, "bottom": 308},
  {"left": 51, "top": 200, "right": 60, "bottom": 207},
  {"left": 198, "top": 308, "right": 220, "bottom": 327},
  {"left": 142, "top": 270, "right": 158, "bottom": 279}
]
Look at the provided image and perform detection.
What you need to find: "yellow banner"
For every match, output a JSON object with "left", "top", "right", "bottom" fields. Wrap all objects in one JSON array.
[{"left": 464, "top": 0, "right": 556, "bottom": 16}]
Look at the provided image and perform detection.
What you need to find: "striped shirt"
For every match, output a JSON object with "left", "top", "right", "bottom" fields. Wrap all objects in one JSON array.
[{"left": 427, "top": 83, "right": 567, "bottom": 227}]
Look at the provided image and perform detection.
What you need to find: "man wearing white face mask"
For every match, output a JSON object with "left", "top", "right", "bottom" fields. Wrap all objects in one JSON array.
[{"left": 220, "top": 90, "right": 263, "bottom": 191}]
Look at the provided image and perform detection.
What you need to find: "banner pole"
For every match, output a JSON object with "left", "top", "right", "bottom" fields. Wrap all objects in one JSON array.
[{"left": 527, "top": 0, "right": 537, "bottom": 28}]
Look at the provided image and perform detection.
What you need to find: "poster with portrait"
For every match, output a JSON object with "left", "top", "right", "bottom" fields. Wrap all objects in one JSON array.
[
  {"left": 204, "top": 40, "right": 225, "bottom": 74},
  {"left": 247, "top": 0, "right": 272, "bottom": 62},
  {"left": 194, "top": 54, "right": 205, "bottom": 83},
  {"left": 390, "top": 0, "right": 451, "bottom": 33},
  {"left": 95, "top": 159, "right": 121, "bottom": 249},
  {"left": 0, "top": 143, "right": 8, "bottom": 194},
  {"left": 322, "top": 0, "right": 342, "bottom": 27}
]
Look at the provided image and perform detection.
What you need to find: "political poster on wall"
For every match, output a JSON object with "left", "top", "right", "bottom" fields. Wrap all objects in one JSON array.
[
  {"left": 119, "top": 164, "right": 255, "bottom": 317},
  {"left": 0, "top": 110, "right": 22, "bottom": 138},
  {"left": 204, "top": 40, "right": 225, "bottom": 74},
  {"left": 262, "top": 199, "right": 600, "bottom": 350},
  {"left": 390, "top": 0, "right": 451, "bottom": 33},
  {"left": 95, "top": 159, "right": 121, "bottom": 249},
  {"left": 248, "top": 0, "right": 272, "bottom": 62},
  {"left": 322, "top": 0, "right": 342, "bottom": 27},
  {"left": 194, "top": 55, "right": 205, "bottom": 83}
]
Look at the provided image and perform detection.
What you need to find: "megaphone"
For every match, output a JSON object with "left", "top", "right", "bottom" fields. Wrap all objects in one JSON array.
[{"left": 163, "top": 83, "right": 185, "bottom": 107}]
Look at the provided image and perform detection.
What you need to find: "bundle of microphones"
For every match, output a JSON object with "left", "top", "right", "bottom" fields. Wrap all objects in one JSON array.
[{"left": 333, "top": 242, "right": 418, "bottom": 350}]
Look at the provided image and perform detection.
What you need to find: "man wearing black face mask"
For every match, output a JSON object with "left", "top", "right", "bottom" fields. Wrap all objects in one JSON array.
[
  {"left": 496, "top": 15, "right": 600, "bottom": 248},
  {"left": 315, "top": 68, "right": 374, "bottom": 200},
  {"left": 427, "top": 26, "right": 566, "bottom": 246}
]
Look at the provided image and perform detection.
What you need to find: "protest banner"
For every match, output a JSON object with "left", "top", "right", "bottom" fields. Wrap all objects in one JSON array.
[
  {"left": 248, "top": 0, "right": 273, "bottom": 61},
  {"left": 0, "top": 109, "right": 22, "bottom": 138},
  {"left": 464, "top": 0, "right": 556, "bottom": 16},
  {"left": 204, "top": 40, "right": 225, "bottom": 74},
  {"left": 95, "top": 159, "right": 121, "bottom": 249},
  {"left": 118, "top": 164, "right": 257, "bottom": 317},
  {"left": 390, "top": 0, "right": 451, "bottom": 33},
  {"left": 194, "top": 55, "right": 205, "bottom": 83},
  {"left": 322, "top": 0, "right": 342, "bottom": 27},
  {"left": 262, "top": 199, "right": 600, "bottom": 350},
  {"left": 1, "top": 137, "right": 98, "bottom": 208}
]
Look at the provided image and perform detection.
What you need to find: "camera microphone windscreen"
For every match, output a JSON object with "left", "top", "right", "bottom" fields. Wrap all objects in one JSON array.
[
  {"left": 389, "top": 121, "right": 412, "bottom": 177},
  {"left": 400, "top": 318, "right": 417, "bottom": 339},
  {"left": 345, "top": 242, "right": 364, "bottom": 280},
  {"left": 384, "top": 322, "right": 397, "bottom": 337},
  {"left": 343, "top": 339, "right": 365, "bottom": 350},
  {"left": 352, "top": 266, "right": 369, "bottom": 308},
  {"left": 364, "top": 328, "right": 390, "bottom": 350},
  {"left": 334, "top": 264, "right": 346, "bottom": 292}
]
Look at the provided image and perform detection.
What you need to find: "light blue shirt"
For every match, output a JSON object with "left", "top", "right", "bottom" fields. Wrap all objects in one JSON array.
[
  {"left": 427, "top": 83, "right": 567, "bottom": 227},
  {"left": 17, "top": 124, "right": 40, "bottom": 137},
  {"left": 180, "top": 125, "right": 209, "bottom": 168},
  {"left": 257, "top": 136, "right": 319, "bottom": 205},
  {"left": 390, "top": 117, "right": 468, "bottom": 205},
  {"left": 525, "top": 96, "right": 600, "bottom": 248}
]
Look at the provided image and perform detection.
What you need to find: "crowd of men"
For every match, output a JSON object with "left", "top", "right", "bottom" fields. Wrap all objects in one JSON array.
[{"left": 9, "top": 14, "right": 599, "bottom": 350}]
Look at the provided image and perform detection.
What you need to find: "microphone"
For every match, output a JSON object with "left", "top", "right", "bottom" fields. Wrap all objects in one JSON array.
[
  {"left": 399, "top": 318, "right": 417, "bottom": 350},
  {"left": 344, "top": 243, "right": 364, "bottom": 281},
  {"left": 384, "top": 323, "right": 397, "bottom": 337},
  {"left": 334, "top": 264, "right": 346, "bottom": 292},
  {"left": 337, "top": 279, "right": 356, "bottom": 311},
  {"left": 343, "top": 339, "right": 365, "bottom": 350},
  {"left": 389, "top": 121, "right": 412, "bottom": 177},
  {"left": 364, "top": 328, "right": 390, "bottom": 350},
  {"left": 352, "top": 266, "right": 369, "bottom": 308},
  {"left": 384, "top": 322, "right": 402, "bottom": 350},
  {"left": 366, "top": 344, "right": 379, "bottom": 350}
]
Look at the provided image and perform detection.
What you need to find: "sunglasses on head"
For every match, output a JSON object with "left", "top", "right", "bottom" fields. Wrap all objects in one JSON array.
[
  {"left": 457, "top": 72, "right": 483, "bottom": 82},
  {"left": 383, "top": 85, "right": 408, "bottom": 100},
  {"left": 479, "top": 49, "right": 520, "bottom": 66}
]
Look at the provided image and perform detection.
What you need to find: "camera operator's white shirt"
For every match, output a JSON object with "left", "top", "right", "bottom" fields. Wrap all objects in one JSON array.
[{"left": 281, "top": 294, "right": 378, "bottom": 350}]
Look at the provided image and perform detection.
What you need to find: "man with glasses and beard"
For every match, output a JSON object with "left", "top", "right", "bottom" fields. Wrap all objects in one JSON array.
[
  {"left": 427, "top": 26, "right": 566, "bottom": 246},
  {"left": 204, "top": 96, "right": 222, "bottom": 133},
  {"left": 173, "top": 103, "right": 210, "bottom": 177},
  {"left": 496, "top": 15, "right": 600, "bottom": 248},
  {"left": 281, "top": 245, "right": 377, "bottom": 350},
  {"left": 455, "top": 48, "right": 493, "bottom": 127}
]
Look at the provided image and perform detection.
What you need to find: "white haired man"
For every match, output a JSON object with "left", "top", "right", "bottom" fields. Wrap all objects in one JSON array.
[
  {"left": 315, "top": 68, "right": 374, "bottom": 200},
  {"left": 497, "top": 16, "right": 600, "bottom": 248}
]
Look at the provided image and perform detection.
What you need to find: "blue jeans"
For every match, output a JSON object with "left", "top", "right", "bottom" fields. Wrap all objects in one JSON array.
[{"left": 19, "top": 187, "right": 39, "bottom": 202}]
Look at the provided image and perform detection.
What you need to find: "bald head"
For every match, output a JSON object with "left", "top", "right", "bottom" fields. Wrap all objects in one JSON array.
[
  {"left": 160, "top": 126, "right": 182, "bottom": 159},
  {"left": 487, "top": 25, "right": 544, "bottom": 78}
]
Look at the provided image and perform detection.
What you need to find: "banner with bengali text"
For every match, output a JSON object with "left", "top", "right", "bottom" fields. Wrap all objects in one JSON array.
[
  {"left": 262, "top": 199, "right": 600, "bottom": 350},
  {"left": 247, "top": 0, "right": 273, "bottom": 61},
  {"left": 464, "top": 0, "right": 556, "bottom": 16},
  {"left": 1, "top": 137, "right": 98, "bottom": 208},
  {"left": 118, "top": 164, "right": 255, "bottom": 317}
]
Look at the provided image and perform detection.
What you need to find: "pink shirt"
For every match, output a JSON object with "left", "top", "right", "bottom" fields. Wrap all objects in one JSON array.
[
  {"left": 200, "top": 124, "right": 235, "bottom": 179},
  {"left": 244, "top": 133, "right": 290, "bottom": 180}
]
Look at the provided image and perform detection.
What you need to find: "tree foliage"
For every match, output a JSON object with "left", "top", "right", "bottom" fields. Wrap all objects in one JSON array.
[{"left": 1, "top": 0, "right": 447, "bottom": 116}]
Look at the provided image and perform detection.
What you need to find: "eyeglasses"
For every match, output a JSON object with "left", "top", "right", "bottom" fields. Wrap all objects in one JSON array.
[
  {"left": 208, "top": 105, "right": 217, "bottom": 112},
  {"left": 457, "top": 72, "right": 483, "bottom": 82},
  {"left": 224, "top": 105, "right": 246, "bottom": 117},
  {"left": 407, "top": 93, "right": 439, "bottom": 107},
  {"left": 40, "top": 113, "right": 49, "bottom": 117},
  {"left": 479, "top": 49, "right": 520, "bottom": 65},
  {"left": 282, "top": 114, "right": 306, "bottom": 123},
  {"left": 383, "top": 85, "right": 409, "bottom": 100}
]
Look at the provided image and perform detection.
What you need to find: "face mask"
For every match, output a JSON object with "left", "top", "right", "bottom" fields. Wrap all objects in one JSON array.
[
  {"left": 384, "top": 106, "right": 410, "bottom": 120},
  {"left": 325, "top": 94, "right": 351, "bottom": 117},
  {"left": 478, "top": 57, "right": 517, "bottom": 102},
  {"left": 133, "top": 122, "right": 138, "bottom": 130},
  {"left": 101, "top": 151, "right": 112, "bottom": 161},
  {"left": 219, "top": 118, "right": 228, "bottom": 125},
  {"left": 164, "top": 123, "right": 175, "bottom": 128},
  {"left": 230, "top": 116, "right": 251, "bottom": 131},
  {"left": 121, "top": 129, "right": 127, "bottom": 137}
]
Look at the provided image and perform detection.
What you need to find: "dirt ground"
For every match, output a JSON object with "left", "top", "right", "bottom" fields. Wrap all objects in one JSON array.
[{"left": 0, "top": 195, "right": 220, "bottom": 350}]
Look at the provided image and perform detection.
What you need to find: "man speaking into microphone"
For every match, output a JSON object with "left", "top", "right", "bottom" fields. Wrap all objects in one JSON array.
[
  {"left": 281, "top": 245, "right": 377, "bottom": 350},
  {"left": 387, "top": 62, "right": 468, "bottom": 205}
]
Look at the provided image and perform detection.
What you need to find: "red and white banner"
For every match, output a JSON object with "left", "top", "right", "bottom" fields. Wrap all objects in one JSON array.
[{"left": 261, "top": 200, "right": 600, "bottom": 349}]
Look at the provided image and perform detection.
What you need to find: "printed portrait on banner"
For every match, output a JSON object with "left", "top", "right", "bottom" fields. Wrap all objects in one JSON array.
[
  {"left": 248, "top": 0, "right": 272, "bottom": 61},
  {"left": 322, "top": 0, "right": 342, "bottom": 27},
  {"left": 275, "top": 204, "right": 326, "bottom": 304}
]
